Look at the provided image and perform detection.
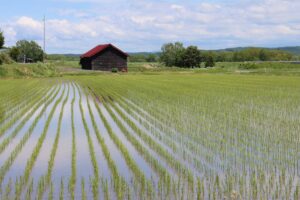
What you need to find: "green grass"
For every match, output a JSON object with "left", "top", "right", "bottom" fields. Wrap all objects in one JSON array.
[
  {"left": 0, "top": 62, "right": 58, "bottom": 78},
  {"left": 1, "top": 60, "right": 299, "bottom": 77}
]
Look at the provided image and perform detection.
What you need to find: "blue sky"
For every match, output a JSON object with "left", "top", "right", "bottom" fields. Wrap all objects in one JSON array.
[{"left": 0, "top": 0, "right": 299, "bottom": 53}]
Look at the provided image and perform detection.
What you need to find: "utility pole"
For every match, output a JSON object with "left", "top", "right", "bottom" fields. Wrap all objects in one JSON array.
[{"left": 43, "top": 15, "right": 46, "bottom": 62}]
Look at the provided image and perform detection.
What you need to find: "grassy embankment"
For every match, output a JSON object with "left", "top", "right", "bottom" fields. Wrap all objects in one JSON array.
[{"left": 1, "top": 59, "right": 300, "bottom": 78}]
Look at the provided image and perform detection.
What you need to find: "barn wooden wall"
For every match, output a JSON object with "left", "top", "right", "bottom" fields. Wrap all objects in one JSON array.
[{"left": 91, "top": 47, "right": 127, "bottom": 71}]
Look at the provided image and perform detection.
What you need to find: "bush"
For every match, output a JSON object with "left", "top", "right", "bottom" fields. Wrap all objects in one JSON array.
[
  {"left": 0, "top": 66, "right": 8, "bottom": 76},
  {"left": 204, "top": 54, "right": 215, "bottom": 68},
  {"left": 0, "top": 53, "right": 13, "bottom": 65},
  {"left": 111, "top": 68, "right": 118, "bottom": 73},
  {"left": 238, "top": 63, "right": 258, "bottom": 70}
]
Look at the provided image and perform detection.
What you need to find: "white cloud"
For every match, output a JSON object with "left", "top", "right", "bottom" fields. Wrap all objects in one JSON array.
[{"left": 1, "top": 0, "right": 299, "bottom": 52}]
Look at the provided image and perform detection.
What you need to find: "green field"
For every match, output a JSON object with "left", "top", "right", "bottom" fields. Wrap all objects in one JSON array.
[
  {"left": 0, "top": 69, "right": 299, "bottom": 199},
  {"left": 1, "top": 61, "right": 300, "bottom": 78}
]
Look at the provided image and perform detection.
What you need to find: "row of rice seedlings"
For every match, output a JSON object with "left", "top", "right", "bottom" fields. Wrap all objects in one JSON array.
[
  {"left": 85, "top": 90, "right": 127, "bottom": 200},
  {"left": 78, "top": 86, "right": 100, "bottom": 199},
  {"left": 0, "top": 80, "right": 52, "bottom": 126},
  {"left": 114, "top": 81, "right": 282, "bottom": 173},
  {"left": 0, "top": 178, "right": 12, "bottom": 200},
  {"left": 103, "top": 80, "right": 239, "bottom": 167},
  {"left": 0, "top": 86, "right": 58, "bottom": 154},
  {"left": 0, "top": 85, "right": 43, "bottom": 129},
  {"left": 0, "top": 81, "right": 43, "bottom": 124},
  {"left": 96, "top": 93, "right": 173, "bottom": 191},
  {"left": 104, "top": 97, "right": 201, "bottom": 199},
  {"left": 75, "top": 76, "right": 299, "bottom": 198},
  {"left": 96, "top": 87, "right": 222, "bottom": 178},
  {"left": 25, "top": 179, "right": 33, "bottom": 200},
  {"left": 36, "top": 84, "right": 70, "bottom": 199},
  {"left": 48, "top": 182, "right": 54, "bottom": 200},
  {"left": 102, "top": 179, "right": 110, "bottom": 200},
  {"left": 100, "top": 93, "right": 194, "bottom": 188},
  {"left": 81, "top": 178, "right": 87, "bottom": 200},
  {"left": 0, "top": 86, "right": 61, "bottom": 187},
  {"left": 0, "top": 79, "right": 39, "bottom": 103},
  {"left": 90, "top": 91, "right": 155, "bottom": 199},
  {"left": 141, "top": 82, "right": 297, "bottom": 172},
  {"left": 86, "top": 84, "right": 195, "bottom": 198},
  {"left": 113, "top": 97, "right": 212, "bottom": 176},
  {"left": 115, "top": 95, "right": 221, "bottom": 171},
  {"left": 69, "top": 83, "right": 77, "bottom": 200},
  {"left": 13, "top": 86, "right": 66, "bottom": 199},
  {"left": 102, "top": 101, "right": 177, "bottom": 198},
  {"left": 98, "top": 87, "right": 274, "bottom": 198},
  {"left": 116, "top": 94, "right": 227, "bottom": 176},
  {"left": 0, "top": 85, "right": 50, "bottom": 137},
  {"left": 59, "top": 178, "right": 64, "bottom": 200}
]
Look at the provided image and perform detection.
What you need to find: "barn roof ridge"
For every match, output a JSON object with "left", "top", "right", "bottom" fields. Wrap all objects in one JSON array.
[{"left": 80, "top": 43, "right": 129, "bottom": 58}]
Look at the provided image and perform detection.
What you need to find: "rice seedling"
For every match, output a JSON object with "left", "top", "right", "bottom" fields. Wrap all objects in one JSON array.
[
  {"left": 78, "top": 85, "right": 100, "bottom": 199},
  {"left": 13, "top": 86, "right": 66, "bottom": 199},
  {"left": 36, "top": 84, "right": 70, "bottom": 199},
  {"left": 48, "top": 182, "right": 54, "bottom": 200},
  {"left": 25, "top": 179, "right": 33, "bottom": 200},
  {"left": 91, "top": 90, "right": 153, "bottom": 198},
  {"left": 86, "top": 89, "right": 127, "bottom": 200},
  {"left": 0, "top": 86, "right": 61, "bottom": 187},
  {"left": 59, "top": 178, "right": 64, "bottom": 200},
  {"left": 69, "top": 83, "right": 77, "bottom": 200},
  {"left": 93, "top": 91, "right": 171, "bottom": 188},
  {"left": 81, "top": 178, "right": 87, "bottom": 200},
  {"left": 0, "top": 86, "right": 57, "bottom": 154},
  {"left": 0, "top": 73, "right": 299, "bottom": 199}
]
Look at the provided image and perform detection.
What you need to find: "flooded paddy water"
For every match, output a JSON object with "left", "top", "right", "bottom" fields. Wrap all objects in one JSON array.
[{"left": 0, "top": 80, "right": 299, "bottom": 200}]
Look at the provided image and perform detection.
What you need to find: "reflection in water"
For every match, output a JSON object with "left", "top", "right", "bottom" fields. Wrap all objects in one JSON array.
[{"left": 0, "top": 82, "right": 201, "bottom": 199}]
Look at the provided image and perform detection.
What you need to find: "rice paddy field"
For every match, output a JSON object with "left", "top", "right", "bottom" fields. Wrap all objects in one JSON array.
[{"left": 0, "top": 74, "right": 299, "bottom": 199}]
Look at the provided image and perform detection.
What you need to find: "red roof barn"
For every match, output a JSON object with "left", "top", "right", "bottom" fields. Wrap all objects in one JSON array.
[{"left": 80, "top": 44, "right": 128, "bottom": 72}]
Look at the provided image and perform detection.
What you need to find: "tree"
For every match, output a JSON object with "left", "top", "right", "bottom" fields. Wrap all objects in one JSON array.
[
  {"left": 183, "top": 46, "right": 201, "bottom": 68},
  {"left": 160, "top": 42, "right": 185, "bottom": 67},
  {"left": 0, "top": 30, "right": 4, "bottom": 49},
  {"left": 259, "top": 49, "right": 269, "bottom": 61},
  {"left": 9, "top": 46, "right": 20, "bottom": 62},
  {"left": 204, "top": 52, "right": 215, "bottom": 68},
  {"left": 146, "top": 54, "right": 157, "bottom": 62},
  {"left": 14, "top": 40, "right": 44, "bottom": 62}
]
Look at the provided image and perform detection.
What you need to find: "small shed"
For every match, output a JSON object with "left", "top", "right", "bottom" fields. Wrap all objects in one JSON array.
[{"left": 80, "top": 44, "right": 128, "bottom": 72}]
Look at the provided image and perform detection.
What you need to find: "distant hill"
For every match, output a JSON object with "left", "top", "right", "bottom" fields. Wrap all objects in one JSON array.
[
  {"left": 274, "top": 47, "right": 300, "bottom": 55},
  {"left": 215, "top": 46, "right": 300, "bottom": 55},
  {"left": 129, "top": 47, "right": 300, "bottom": 56},
  {"left": 48, "top": 46, "right": 300, "bottom": 59},
  {"left": 128, "top": 52, "right": 160, "bottom": 55}
]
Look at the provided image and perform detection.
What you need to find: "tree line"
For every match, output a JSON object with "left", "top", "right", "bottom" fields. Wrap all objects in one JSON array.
[
  {"left": 159, "top": 42, "right": 295, "bottom": 68},
  {"left": 160, "top": 42, "right": 215, "bottom": 68},
  {"left": 0, "top": 30, "right": 44, "bottom": 65}
]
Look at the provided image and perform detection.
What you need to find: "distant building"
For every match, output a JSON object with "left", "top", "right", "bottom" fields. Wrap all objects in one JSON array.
[{"left": 80, "top": 44, "right": 128, "bottom": 72}]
